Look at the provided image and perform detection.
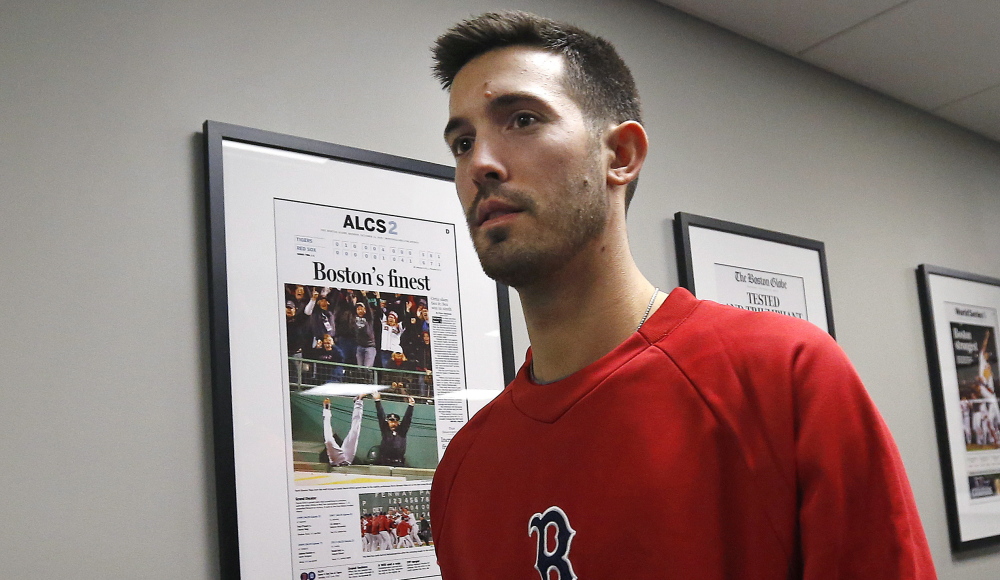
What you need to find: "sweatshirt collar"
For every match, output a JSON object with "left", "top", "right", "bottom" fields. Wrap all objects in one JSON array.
[{"left": 508, "top": 288, "right": 700, "bottom": 422}]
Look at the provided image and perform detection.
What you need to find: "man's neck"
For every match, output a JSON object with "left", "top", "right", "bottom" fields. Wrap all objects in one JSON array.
[{"left": 517, "top": 228, "right": 665, "bottom": 384}]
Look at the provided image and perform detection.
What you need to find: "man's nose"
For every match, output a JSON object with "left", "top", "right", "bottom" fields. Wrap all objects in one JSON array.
[{"left": 469, "top": 137, "right": 507, "bottom": 185}]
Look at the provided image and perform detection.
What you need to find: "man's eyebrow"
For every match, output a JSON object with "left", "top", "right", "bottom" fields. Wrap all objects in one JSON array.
[
  {"left": 488, "top": 92, "right": 543, "bottom": 111},
  {"left": 443, "top": 118, "right": 466, "bottom": 140}
]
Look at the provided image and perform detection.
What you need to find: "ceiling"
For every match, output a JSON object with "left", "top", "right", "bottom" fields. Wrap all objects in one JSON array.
[{"left": 655, "top": 0, "right": 1000, "bottom": 143}]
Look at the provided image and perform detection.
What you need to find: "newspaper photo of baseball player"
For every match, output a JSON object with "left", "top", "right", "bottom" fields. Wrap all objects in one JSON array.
[{"left": 952, "top": 323, "right": 1000, "bottom": 451}]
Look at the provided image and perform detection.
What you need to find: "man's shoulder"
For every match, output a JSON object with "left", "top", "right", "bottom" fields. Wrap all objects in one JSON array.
[
  {"left": 650, "top": 288, "right": 837, "bottom": 361},
  {"left": 641, "top": 289, "right": 854, "bottom": 410}
]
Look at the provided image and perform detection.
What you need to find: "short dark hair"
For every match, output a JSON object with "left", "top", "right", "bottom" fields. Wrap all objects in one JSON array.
[{"left": 432, "top": 11, "right": 643, "bottom": 207}]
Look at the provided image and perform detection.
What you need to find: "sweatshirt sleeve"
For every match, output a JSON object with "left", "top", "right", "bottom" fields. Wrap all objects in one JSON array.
[{"left": 792, "top": 333, "right": 937, "bottom": 579}]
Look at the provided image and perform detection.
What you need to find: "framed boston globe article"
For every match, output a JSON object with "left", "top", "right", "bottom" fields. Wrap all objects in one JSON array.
[
  {"left": 203, "top": 121, "right": 514, "bottom": 579},
  {"left": 673, "top": 212, "right": 835, "bottom": 338},
  {"left": 917, "top": 264, "right": 1000, "bottom": 551}
]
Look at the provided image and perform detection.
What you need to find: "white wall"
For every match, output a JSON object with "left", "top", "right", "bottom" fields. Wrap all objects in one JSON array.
[{"left": 2, "top": 0, "right": 998, "bottom": 577}]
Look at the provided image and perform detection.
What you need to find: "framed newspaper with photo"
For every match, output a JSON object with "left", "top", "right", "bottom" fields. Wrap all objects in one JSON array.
[
  {"left": 204, "top": 121, "right": 514, "bottom": 579},
  {"left": 673, "top": 212, "right": 835, "bottom": 338},
  {"left": 917, "top": 264, "right": 1000, "bottom": 551}
]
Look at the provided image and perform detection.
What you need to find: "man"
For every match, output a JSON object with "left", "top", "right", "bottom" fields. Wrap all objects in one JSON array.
[
  {"left": 285, "top": 297, "right": 311, "bottom": 388},
  {"left": 401, "top": 507, "right": 424, "bottom": 547},
  {"left": 308, "top": 288, "right": 337, "bottom": 346},
  {"left": 361, "top": 514, "right": 374, "bottom": 552},
  {"left": 417, "top": 515, "right": 432, "bottom": 546},
  {"left": 334, "top": 290, "right": 359, "bottom": 366},
  {"left": 372, "top": 392, "right": 414, "bottom": 466},
  {"left": 395, "top": 516, "right": 415, "bottom": 549},
  {"left": 321, "top": 395, "right": 365, "bottom": 466},
  {"left": 352, "top": 299, "right": 378, "bottom": 367},
  {"left": 961, "top": 395, "right": 973, "bottom": 446},
  {"left": 373, "top": 510, "right": 393, "bottom": 551},
  {"left": 379, "top": 310, "right": 404, "bottom": 368},
  {"left": 309, "top": 334, "right": 344, "bottom": 384},
  {"left": 285, "top": 286, "right": 312, "bottom": 356},
  {"left": 409, "top": 331, "right": 433, "bottom": 398},
  {"left": 402, "top": 302, "right": 430, "bottom": 358},
  {"left": 428, "top": 11, "right": 935, "bottom": 579}
]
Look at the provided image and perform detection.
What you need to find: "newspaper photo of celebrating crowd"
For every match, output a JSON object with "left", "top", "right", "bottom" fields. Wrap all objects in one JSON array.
[{"left": 285, "top": 284, "right": 439, "bottom": 479}]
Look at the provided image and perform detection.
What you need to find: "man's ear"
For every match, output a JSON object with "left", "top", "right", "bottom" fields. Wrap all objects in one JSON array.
[{"left": 605, "top": 120, "right": 648, "bottom": 189}]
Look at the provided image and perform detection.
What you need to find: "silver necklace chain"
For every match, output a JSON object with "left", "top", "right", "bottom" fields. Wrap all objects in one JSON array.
[{"left": 636, "top": 287, "right": 660, "bottom": 332}]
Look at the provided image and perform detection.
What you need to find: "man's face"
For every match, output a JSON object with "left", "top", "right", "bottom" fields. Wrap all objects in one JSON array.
[
  {"left": 294, "top": 286, "right": 306, "bottom": 300},
  {"left": 387, "top": 312, "right": 398, "bottom": 326},
  {"left": 445, "top": 46, "right": 609, "bottom": 288},
  {"left": 356, "top": 304, "right": 366, "bottom": 316},
  {"left": 322, "top": 336, "right": 334, "bottom": 349},
  {"left": 318, "top": 297, "right": 329, "bottom": 310},
  {"left": 388, "top": 418, "right": 400, "bottom": 430}
]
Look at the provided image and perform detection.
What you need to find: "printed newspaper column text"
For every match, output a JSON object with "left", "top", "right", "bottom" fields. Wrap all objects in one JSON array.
[
  {"left": 295, "top": 496, "right": 356, "bottom": 566},
  {"left": 429, "top": 296, "right": 466, "bottom": 449}
]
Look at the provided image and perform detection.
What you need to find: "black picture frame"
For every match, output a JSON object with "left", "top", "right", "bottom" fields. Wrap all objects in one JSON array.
[
  {"left": 204, "top": 121, "right": 514, "bottom": 579},
  {"left": 916, "top": 264, "right": 1000, "bottom": 552},
  {"left": 673, "top": 212, "right": 835, "bottom": 338}
]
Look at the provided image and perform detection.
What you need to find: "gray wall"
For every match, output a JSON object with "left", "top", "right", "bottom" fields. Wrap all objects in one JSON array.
[{"left": 2, "top": 0, "right": 999, "bottom": 577}]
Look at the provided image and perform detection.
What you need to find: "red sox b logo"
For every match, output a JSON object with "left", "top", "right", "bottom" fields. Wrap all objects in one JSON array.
[{"left": 528, "top": 506, "right": 577, "bottom": 580}]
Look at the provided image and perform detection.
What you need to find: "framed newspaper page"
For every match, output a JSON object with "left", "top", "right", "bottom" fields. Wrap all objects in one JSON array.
[
  {"left": 917, "top": 264, "right": 1000, "bottom": 551},
  {"left": 204, "top": 121, "right": 514, "bottom": 580},
  {"left": 673, "top": 212, "right": 835, "bottom": 338}
]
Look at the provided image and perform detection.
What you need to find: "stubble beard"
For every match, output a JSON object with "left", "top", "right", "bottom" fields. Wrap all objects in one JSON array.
[{"left": 465, "top": 165, "right": 609, "bottom": 289}]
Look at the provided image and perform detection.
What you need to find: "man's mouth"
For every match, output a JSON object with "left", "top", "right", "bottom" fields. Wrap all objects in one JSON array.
[{"left": 475, "top": 198, "right": 522, "bottom": 227}]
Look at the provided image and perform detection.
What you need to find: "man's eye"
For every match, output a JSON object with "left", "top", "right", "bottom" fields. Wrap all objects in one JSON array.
[
  {"left": 451, "top": 137, "right": 473, "bottom": 156},
  {"left": 512, "top": 112, "right": 538, "bottom": 128}
]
